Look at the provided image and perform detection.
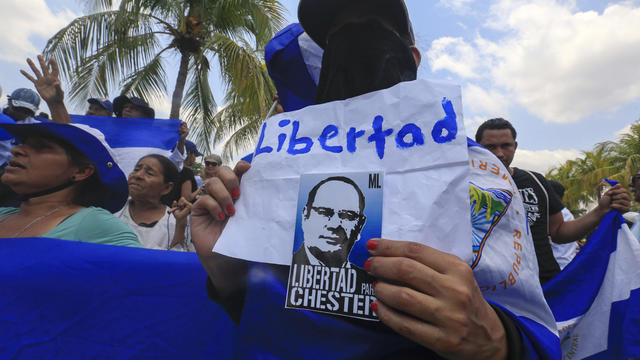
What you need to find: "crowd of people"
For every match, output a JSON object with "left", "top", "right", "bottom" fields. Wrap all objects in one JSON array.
[
  {"left": 1, "top": 0, "right": 638, "bottom": 358},
  {"left": 0, "top": 55, "right": 225, "bottom": 252}
]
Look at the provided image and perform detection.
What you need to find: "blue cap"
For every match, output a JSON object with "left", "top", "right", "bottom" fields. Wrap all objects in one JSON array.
[
  {"left": 88, "top": 98, "right": 114, "bottom": 114},
  {"left": 185, "top": 140, "right": 203, "bottom": 156},
  {"left": 8, "top": 88, "right": 40, "bottom": 113},
  {"left": 0, "top": 122, "right": 128, "bottom": 213}
]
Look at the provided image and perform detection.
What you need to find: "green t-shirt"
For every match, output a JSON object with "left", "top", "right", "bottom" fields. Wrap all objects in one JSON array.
[{"left": 0, "top": 206, "right": 140, "bottom": 247}]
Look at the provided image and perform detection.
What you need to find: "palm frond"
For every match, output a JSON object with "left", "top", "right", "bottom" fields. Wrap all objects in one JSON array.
[
  {"left": 182, "top": 55, "right": 217, "bottom": 153},
  {"left": 120, "top": 46, "right": 170, "bottom": 103}
]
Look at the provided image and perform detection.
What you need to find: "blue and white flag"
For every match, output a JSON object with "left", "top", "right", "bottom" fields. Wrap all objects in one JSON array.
[
  {"left": 69, "top": 114, "right": 181, "bottom": 176},
  {"left": 265, "top": 23, "right": 323, "bottom": 112},
  {"left": 543, "top": 209, "right": 640, "bottom": 359}
]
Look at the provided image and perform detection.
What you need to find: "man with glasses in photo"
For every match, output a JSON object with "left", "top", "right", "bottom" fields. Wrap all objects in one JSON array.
[{"left": 295, "top": 176, "right": 367, "bottom": 268}]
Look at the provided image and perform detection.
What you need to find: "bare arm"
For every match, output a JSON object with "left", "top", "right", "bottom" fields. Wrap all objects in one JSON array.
[
  {"left": 168, "top": 197, "right": 192, "bottom": 249},
  {"left": 550, "top": 184, "right": 630, "bottom": 244},
  {"left": 176, "top": 121, "right": 188, "bottom": 155},
  {"left": 21, "top": 55, "right": 71, "bottom": 124},
  {"left": 181, "top": 180, "right": 196, "bottom": 202}
]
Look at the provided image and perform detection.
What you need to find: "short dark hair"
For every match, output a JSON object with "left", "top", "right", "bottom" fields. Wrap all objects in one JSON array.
[
  {"left": 303, "top": 176, "right": 365, "bottom": 219},
  {"left": 139, "top": 154, "right": 180, "bottom": 206},
  {"left": 475, "top": 118, "right": 517, "bottom": 143},
  {"left": 59, "top": 140, "right": 105, "bottom": 208}
]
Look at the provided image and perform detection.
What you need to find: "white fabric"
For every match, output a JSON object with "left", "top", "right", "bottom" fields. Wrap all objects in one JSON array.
[
  {"left": 194, "top": 175, "right": 203, "bottom": 188},
  {"left": 550, "top": 208, "right": 578, "bottom": 270},
  {"left": 630, "top": 217, "right": 640, "bottom": 242},
  {"left": 298, "top": 32, "right": 323, "bottom": 85},
  {"left": 169, "top": 146, "right": 186, "bottom": 171},
  {"left": 116, "top": 200, "right": 192, "bottom": 252},
  {"left": 114, "top": 147, "right": 181, "bottom": 179},
  {"left": 468, "top": 144, "right": 558, "bottom": 335}
]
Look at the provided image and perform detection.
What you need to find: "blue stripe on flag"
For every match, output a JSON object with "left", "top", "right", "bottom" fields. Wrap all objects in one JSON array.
[
  {"left": 0, "top": 237, "right": 236, "bottom": 358},
  {"left": 543, "top": 211, "right": 621, "bottom": 321},
  {"left": 0, "top": 113, "right": 16, "bottom": 140},
  {"left": 583, "top": 288, "right": 640, "bottom": 359},
  {"left": 70, "top": 114, "right": 180, "bottom": 150},
  {"left": 265, "top": 23, "right": 318, "bottom": 112},
  {"left": 489, "top": 302, "right": 561, "bottom": 360}
]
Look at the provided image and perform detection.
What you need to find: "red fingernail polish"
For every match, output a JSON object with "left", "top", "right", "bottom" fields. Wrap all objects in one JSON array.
[
  {"left": 218, "top": 212, "right": 225, "bottom": 221},
  {"left": 371, "top": 302, "right": 378, "bottom": 313},
  {"left": 364, "top": 259, "right": 371, "bottom": 272},
  {"left": 231, "top": 188, "right": 240, "bottom": 199},
  {"left": 226, "top": 204, "right": 235, "bottom": 216},
  {"left": 366, "top": 239, "right": 378, "bottom": 251},
  {"left": 372, "top": 281, "right": 376, "bottom": 289}
]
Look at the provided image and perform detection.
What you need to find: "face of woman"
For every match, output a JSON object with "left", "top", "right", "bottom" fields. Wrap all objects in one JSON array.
[
  {"left": 128, "top": 157, "right": 173, "bottom": 201},
  {"left": 2, "top": 137, "right": 78, "bottom": 194}
]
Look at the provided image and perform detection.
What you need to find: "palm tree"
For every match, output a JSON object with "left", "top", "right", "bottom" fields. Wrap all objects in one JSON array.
[
  {"left": 43, "top": 0, "right": 285, "bottom": 157},
  {"left": 613, "top": 120, "right": 640, "bottom": 185},
  {"left": 547, "top": 142, "right": 619, "bottom": 214}
]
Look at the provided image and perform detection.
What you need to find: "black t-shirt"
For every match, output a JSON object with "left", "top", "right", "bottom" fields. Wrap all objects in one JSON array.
[
  {"left": 178, "top": 167, "right": 198, "bottom": 194},
  {"left": 512, "top": 168, "right": 564, "bottom": 284}
]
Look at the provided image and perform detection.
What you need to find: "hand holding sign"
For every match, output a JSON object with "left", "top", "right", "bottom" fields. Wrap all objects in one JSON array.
[
  {"left": 366, "top": 238, "right": 507, "bottom": 360},
  {"left": 191, "top": 161, "right": 250, "bottom": 256}
]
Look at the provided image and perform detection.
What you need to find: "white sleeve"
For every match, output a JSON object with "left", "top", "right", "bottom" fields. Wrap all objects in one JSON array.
[{"left": 169, "top": 147, "right": 186, "bottom": 171}]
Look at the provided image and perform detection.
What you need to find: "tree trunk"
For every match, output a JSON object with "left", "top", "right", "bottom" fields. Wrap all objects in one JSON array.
[{"left": 170, "top": 53, "right": 190, "bottom": 120}]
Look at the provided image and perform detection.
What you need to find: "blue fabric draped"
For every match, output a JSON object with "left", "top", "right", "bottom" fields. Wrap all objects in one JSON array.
[
  {"left": 0, "top": 113, "right": 16, "bottom": 141},
  {"left": 264, "top": 23, "right": 319, "bottom": 112},
  {"left": 69, "top": 115, "right": 180, "bottom": 150},
  {"left": 0, "top": 237, "right": 236, "bottom": 359},
  {"left": 543, "top": 210, "right": 640, "bottom": 359}
]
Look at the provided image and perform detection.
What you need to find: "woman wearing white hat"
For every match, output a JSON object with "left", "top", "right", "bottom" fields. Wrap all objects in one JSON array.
[{"left": 0, "top": 122, "right": 139, "bottom": 247}]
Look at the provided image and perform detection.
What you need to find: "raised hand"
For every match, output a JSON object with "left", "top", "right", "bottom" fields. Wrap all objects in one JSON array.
[
  {"left": 169, "top": 196, "right": 193, "bottom": 223},
  {"left": 21, "top": 55, "right": 64, "bottom": 105},
  {"left": 190, "top": 161, "right": 250, "bottom": 256}
]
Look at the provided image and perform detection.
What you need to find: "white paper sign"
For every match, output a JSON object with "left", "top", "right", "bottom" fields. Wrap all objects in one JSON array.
[{"left": 215, "top": 79, "right": 472, "bottom": 265}]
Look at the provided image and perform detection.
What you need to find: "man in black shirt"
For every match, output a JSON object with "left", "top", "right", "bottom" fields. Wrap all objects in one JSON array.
[{"left": 476, "top": 118, "right": 630, "bottom": 284}]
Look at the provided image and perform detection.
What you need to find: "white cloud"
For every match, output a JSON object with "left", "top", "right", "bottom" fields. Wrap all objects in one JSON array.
[
  {"left": 149, "top": 92, "right": 172, "bottom": 119},
  {"left": 460, "top": 84, "right": 511, "bottom": 138},
  {"left": 462, "top": 83, "right": 510, "bottom": 115},
  {"left": 0, "top": 0, "right": 77, "bottom": 64},
  {"left": 427, "top": 37, "right": 481, "bottom": 78},
  {"left": 512, "top": 148, "right": 581, "bottom": 173},
  {"left": 616, "top": 124, "right": 633, "bottom": 139},
  {"left": 463, "top": 115, "right": 487, "bottom": 136},
  {"left": 438, "top": 0, "right": 476, "bottom": 14},
  {"left": 427, "top": 1, "right": 640, "bottom": 124}
]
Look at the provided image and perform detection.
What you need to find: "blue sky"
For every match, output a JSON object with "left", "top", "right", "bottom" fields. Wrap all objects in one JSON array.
[{"left": 1, "top": 0, "right": 639, "bottom": 171}]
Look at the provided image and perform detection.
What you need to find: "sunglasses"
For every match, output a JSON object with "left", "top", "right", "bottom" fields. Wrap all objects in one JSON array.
[
  {"left": 630, "top": 174, "right": 640, "bottom": 186},
  {"left": 205, "top": 161, "right": 219, "bottom": 167}
]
